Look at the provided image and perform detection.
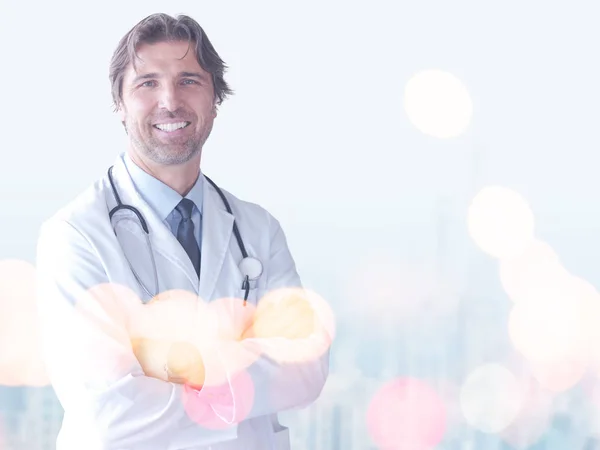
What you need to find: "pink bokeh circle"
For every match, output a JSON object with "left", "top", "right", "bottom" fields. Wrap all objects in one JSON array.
[
  {"left": 367, "top": 377, "right": 446, "bottom": 450},
  {"left": 182, "top": 369, "right": 255, "bottom": 429}
]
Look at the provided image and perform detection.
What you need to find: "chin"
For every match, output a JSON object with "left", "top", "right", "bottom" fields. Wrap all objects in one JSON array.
[{"left": 152, "top": 146, "right": 200, "bottom": 165}]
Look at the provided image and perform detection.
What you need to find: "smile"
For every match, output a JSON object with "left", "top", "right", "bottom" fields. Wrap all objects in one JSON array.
[{"left": 153, "top": 122, "right": 191, "bottom": 132}]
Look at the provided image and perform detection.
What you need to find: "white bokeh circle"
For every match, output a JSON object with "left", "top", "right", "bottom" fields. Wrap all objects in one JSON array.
[
  {"left": 467, "top": 186, "right": 535, "bottom": 259},
  {"left": 404, "top": 69, "right": 473, "bottom": 139},
  {"left": 460, "top": 363, "right": 522, "bottom": 433}
]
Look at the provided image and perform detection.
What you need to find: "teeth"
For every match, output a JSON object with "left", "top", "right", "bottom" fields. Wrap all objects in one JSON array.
[{"left": 155, "top": 122, "right": 189, "bottom": 132}]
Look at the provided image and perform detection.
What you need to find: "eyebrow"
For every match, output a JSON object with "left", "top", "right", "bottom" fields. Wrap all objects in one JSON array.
[{"left": 131, "top": 71, "right": 208, "bottom": 85}]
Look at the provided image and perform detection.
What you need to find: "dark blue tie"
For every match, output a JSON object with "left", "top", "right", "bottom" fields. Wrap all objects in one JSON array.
[{"left": 175, "top": 198, "right": 201, "bottom": 277}]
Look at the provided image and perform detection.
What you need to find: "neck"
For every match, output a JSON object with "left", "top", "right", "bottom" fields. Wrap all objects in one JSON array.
[{"left": 128, "top": 148, "right": 201, "bottom": 197}]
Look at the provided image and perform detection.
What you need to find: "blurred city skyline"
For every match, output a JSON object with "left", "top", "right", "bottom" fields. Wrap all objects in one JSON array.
[{"left": 3, "top": 0, "right": 600, "bottom": 448}]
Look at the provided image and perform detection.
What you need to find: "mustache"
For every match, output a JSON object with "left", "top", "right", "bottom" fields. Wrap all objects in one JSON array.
[{"left": 151, "top": 111, "right": 194, "bottom": 122}]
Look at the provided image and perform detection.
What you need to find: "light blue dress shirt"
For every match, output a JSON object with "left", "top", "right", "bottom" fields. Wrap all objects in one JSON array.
[{"left": 123, "top": 153, "right": 203, "bottom": 253}]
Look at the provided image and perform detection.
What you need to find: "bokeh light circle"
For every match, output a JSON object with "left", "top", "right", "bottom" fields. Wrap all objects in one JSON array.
[
  {"left": 499, "top": 239, "right": 569, "bottom": 303},
  {"left": 183, "top": 369, "right": 255, "bottom": 429},
  {"left": 508, "top": 279, "right": 591, "bottom": 364},
  {"left": 205, "top": 297, "right": 261, "bottom": 378},
  {"left": 0, "top": 259, "right": 49, "bottom": 386},
  {"left": 404, "top": 69, "right": 473, "bottom": 139},
  {"left": 73, "top": 283, "right": 144, "bottom": 384},
  {"left": 245, "top": 288, "right": 335, "bottom": 364},
  {"left": 574, "top": 281, "right": 600, "bottom": 372},
  {"left": 133, "top": 289, "right": 204, "bottom": 342},
  {"left": 128, "top": 289, "right": 211, "bottom": 384},
  {"left": 76, "top": 282, "right": 143, "bottom": 331},
  {"left": 460, "top": 363, "right": 522, "bottom": 433},
  {"left": 499, "top": 375, "right": 554, "bottom": 449},
  {"left": 467, "top": 186, "right": 535, "bottom": 259},
  {"left": 529, "top": 358, "right": 587, "bottom": 393},
  {"left": 367, "top": 377, "right": 446, "bottom": 450}
]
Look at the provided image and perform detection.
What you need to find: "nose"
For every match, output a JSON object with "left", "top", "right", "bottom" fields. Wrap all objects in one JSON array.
[{"left": 157, "top": 83, "right": 183, "bottom": 111}]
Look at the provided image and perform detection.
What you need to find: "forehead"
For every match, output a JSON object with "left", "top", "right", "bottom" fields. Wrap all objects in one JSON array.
[{"left": 125, "top": 40, "right": 207, "bottom": 80}]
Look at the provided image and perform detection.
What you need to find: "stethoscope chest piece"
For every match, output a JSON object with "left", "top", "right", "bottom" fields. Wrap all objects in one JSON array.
[
  {"left": 239, "top": 257, "right": 263, "bottom": 306},
  {"left": 239, "top": 256, "right": 263, "bottom": 281}
]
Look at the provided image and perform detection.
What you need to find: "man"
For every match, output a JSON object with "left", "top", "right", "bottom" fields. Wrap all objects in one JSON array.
[{"left": 36, "top": 13, "right": 330, "bottom": 450}]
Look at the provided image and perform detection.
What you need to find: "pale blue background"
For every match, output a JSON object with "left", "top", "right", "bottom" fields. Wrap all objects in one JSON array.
[{"left": 1, "top": 0, "right": 600, "bottom": 448}]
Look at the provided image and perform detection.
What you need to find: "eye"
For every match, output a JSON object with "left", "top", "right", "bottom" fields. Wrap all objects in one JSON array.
[
  {"left": 182, "top": 79, "right": 199, "bottom": 85},
  {"left": 140, "top": 80, "right": 156, "bottom": 88}
]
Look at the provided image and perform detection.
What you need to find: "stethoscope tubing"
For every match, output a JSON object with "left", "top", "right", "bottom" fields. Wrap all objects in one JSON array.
[{"left": 107, "top": 166, "right": 258, "bottom": 303}]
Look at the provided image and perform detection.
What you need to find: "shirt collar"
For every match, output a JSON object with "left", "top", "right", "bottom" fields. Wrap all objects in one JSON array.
[{"left": 122, "top": 152, "right": 204, "bottom": 220}]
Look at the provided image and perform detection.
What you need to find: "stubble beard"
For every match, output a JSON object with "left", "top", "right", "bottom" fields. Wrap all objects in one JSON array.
[{"left": 128, "top": 120, "right": 213, "bottom": 166}]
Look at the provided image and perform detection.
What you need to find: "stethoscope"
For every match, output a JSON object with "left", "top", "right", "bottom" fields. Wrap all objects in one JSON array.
[{"left": 107, "top": 166, "right": 263, "bottom": 305}]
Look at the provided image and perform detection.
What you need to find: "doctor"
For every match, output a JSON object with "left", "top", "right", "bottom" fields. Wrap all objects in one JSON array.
[{"left": 36, "top": 12, "right": 329, "bottom": 450}]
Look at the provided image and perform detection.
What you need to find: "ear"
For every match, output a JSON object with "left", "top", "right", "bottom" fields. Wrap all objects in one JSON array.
[
  {"left": 116, "top": 105, "right": 128, "bottom": 134},
  {"left": 116, "top": 102, "right": 129, "bottom": 132},
  {"left": 118, "top": 104, "right": 126, "bottom": 122}
]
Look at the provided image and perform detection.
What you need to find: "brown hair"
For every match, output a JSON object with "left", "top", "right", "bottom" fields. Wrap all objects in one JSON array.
[{"left": 109, "top": 13, "right": 234, "bottom": 112}]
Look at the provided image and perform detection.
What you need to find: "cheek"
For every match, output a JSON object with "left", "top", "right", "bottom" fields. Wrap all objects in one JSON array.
[
  {"left": 126, "top": 98, "right": 154, "bottom": 125},
  {"left": 201, "top": 105, "right": 218, "bottom": 123}
]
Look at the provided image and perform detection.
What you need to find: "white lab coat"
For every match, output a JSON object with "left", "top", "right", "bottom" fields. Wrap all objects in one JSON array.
[{"left": 35, "top": 154, "right": 329, "bottom": 450}]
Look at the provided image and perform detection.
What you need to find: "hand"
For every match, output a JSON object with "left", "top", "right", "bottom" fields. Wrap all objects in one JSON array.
[
  {"left": 241, "top": 289, "right": 316, "bottom": 340},
  {"left": 129, "top": 291, "right": 207, "bottom": 386},
  {"left": 131, "top": 337, "right": 171, "bottom": 381},
  {"left": 165, "top": 341, "right": 205, "bottom": 388},
  {"left": 132, "top": 338, "right": 205, "bottom": 388}
]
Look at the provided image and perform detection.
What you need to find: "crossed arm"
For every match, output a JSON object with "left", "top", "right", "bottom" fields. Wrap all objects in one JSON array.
[{"left": 36, "top": 217, "right": 329, "bottom": 449}]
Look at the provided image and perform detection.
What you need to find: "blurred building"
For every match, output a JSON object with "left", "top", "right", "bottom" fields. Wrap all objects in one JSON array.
[
  {"left": 0, "top": 386, "right": 62, "bottom": 450},
  {"left": 20, "top": 387, "right": 63, "bottom": 450},
  {"left": 282, "top": 346, "right": 383, "bottom": 450},
  {"left": 0, "top": 385, "right": 26, "bottom": 449}
]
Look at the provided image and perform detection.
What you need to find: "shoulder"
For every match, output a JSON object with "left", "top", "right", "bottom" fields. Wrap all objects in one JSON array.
[{"left": 39, "top": 177, "right": 109, "bottom": 241}]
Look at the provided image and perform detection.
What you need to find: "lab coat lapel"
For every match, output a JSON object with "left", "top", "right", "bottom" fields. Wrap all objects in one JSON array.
[
  {"left": 109, "top": 156, "right": 199, "bottom": 294},
  {"left": 198, "top": 177, "right": 234, "bottom": 302}
]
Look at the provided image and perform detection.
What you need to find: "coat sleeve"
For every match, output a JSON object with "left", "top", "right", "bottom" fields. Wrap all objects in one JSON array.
[
  {"left": 221, "top": 214, "right": 331, "bottom": 420},
  {"left": 36, "top": 218, "right": 239, "bottom": 450}
]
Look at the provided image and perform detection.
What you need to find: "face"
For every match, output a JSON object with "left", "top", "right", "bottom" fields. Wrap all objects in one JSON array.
[{"left": 119, "top": 40, "right": 217, "bottom": 165}]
